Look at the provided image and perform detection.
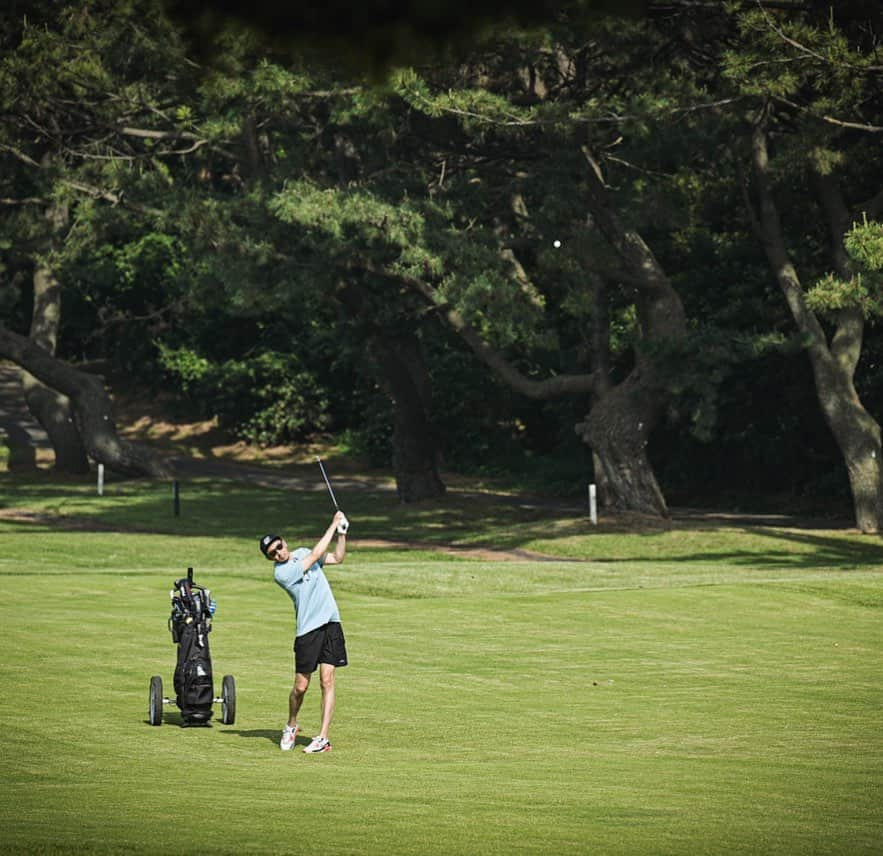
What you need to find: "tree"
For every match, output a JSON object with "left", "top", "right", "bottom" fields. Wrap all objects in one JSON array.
[
  {"left": 161, "top": 52, "right": 452, "bottom": 498},
  {"left": 326, "top": 25, "right": 700, "bottom": 514},
  {"left": 21, "top": 199, "right": 90, "bottom": 474},
  {"left": 5, "top": 0, "right": 879, "bottom": 521},
  {"left": 723, "top": 2, "right": 883, "bottom": 531},
  {"left": 0, "top": 0, "right": 203, "bottom": 476},
  {"left": 748, "top": 116, "right": 883, "bottom": 531},
  {"left": 0, "top": 323, "right": 172, "bottom": 476}
]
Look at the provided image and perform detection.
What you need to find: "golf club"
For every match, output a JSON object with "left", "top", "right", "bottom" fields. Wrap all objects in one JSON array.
[
  {"left": 315, "top": 457, "right": 349, "bottom": 534},
  {"left": 315, "top": 456, "right": 339, "bottom": 509}
]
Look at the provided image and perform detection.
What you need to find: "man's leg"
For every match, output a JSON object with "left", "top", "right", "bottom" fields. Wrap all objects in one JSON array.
[
  {"left": 289, "top": 672, "right": 311, "bottom": 728},
  {"left": 317, "top": 663, "right": 336, "bottom": 739}
]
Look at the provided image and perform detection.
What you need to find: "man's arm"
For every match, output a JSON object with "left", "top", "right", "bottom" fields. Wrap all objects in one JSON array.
[
  {"left": 326, "top": 525, "right": 346, "bottom": 566},
  {"left": 301, "top": 511, "right": 346, "bottom": 570}
]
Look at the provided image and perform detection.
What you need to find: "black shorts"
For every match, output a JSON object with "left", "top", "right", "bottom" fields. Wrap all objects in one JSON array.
[{"left": 294, "top": 622, "right": 348, "bottom": 674}]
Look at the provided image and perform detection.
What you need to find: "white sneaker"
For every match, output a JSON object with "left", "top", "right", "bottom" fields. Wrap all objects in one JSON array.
[
  {"left": 280, "top": 723, "right": 299, "bottom": 751},
  {"left": 303, "top": 735, "right": 331, "bottom": 754}
]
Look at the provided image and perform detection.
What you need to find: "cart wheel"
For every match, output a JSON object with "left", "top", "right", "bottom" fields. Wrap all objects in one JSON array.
[
  {"left": 221, "top": 674, "right": 236, "bottom": 725},
  {"left": 149, "top": 676, "right": 163, "bottom": 726}
]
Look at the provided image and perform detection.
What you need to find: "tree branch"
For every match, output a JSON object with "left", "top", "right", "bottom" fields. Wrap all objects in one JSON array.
[
  {"left": 347, "top": 260, "right": 598, "bottom": 399},
  {"left": 582, "top": 147, "right": 663, "bottom": 284},
  {"left": 119, "top": 126, "right": 204, "bottom": 141},
  {"left": 0, "top": 144, "right": 163, "bottom": 217},
  {"left": 63, "top": 179, "right": 162, "bottom": 217},
  {"left": 771, "top": 95, "right": 883, "bottom": 133},
  {"left": 811, "top": 167, "right": 864, "bottom": 378},
  {"left": 854, "top": 188, "right": 883, "bottom": 221},
  {"left": 750, "top": 114, "right": 830, "bottom": 361},
  {"left": 118, "top": 125, "right": 236, "bottom": 159},
  {"left": 0, "top": 196, "right": 46, "bottom": 206},
  {"left": 402, "top": 83, "right": 745, "bottom": 129},
  {"left": 0, "top": 323, "right": 172, "bottom": 477},
  {"left": 0, "top": 143, "right": 42, "bottom": 168},
  {"left": 755, "top": 1, "right": 883, "bottom": 72}
]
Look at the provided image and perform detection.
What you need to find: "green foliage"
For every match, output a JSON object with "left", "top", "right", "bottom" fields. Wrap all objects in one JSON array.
[
  {"left": 271, "top": 180, "right": 425, "bottom": 254},
  {"left": 845, "top": 218, "right": 883, "bottom": 273},
  {"left": 157, "top": 345, "right": 331, "bottom": 444},
  {"left": 806, "top": 271, "right": 880, "bottom": 318},
  {"left": 644, "top": 325, "right": 746, "bottom": 442},
  {"left": 338, "top": 392, "right": 394, "bottom": 466},
  {"left": 4, "top": 0, "right": 883, "bottom": 511},
  {"left": 270, "top": 179, "right": 549, "bottom": 349},
  {"left": 808, "top": 220, "right": 883, "bottom": 318},
  {"left": 392, "top": 67, "right": 537, "bottom": 132}
]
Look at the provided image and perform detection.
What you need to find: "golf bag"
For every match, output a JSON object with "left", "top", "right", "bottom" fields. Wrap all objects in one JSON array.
[{"left": 169, "top": 568, "right": 215, "bottom": 724}]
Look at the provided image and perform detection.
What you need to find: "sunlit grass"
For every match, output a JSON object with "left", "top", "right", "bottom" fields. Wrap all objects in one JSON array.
[
  {"left": 1, "top": 471, "right": 882, "bottom": 853},
  {"left": 0, "top": 529, "right": 881, "bottom": 854}
]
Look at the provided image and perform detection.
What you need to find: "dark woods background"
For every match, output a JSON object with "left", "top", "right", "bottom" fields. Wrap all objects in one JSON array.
[{"left": 2, "top": 0, "right": 882, "bottom": 517}]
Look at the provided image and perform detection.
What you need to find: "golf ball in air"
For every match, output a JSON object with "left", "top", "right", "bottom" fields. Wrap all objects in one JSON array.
[{"left": 553, "top": 240, "right": 561, "bottom": 248}]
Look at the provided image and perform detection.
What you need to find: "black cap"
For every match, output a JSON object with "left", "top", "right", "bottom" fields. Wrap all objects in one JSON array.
[{"left": 259, "top": 533, "right": 282, "bottom": 558}]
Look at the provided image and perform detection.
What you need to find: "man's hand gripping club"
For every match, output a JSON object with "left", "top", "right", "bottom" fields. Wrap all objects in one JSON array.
[{"left": 301, "top": 511, "right": 349, "bottom": 572}]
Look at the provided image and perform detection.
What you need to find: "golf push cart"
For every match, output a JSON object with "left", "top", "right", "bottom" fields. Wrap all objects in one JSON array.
[{"left": 148, "top": 567, "right": 236, "bottom": 727}]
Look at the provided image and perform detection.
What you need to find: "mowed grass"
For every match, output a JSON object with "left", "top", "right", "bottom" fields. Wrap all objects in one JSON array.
[{"left": 1, "top": 473, "right": 882, "bottom": 854}]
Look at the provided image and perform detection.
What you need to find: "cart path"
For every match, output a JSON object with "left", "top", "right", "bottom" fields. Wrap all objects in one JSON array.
[{"left": 0, "top": 362, "right": 49, "bottom": 449}]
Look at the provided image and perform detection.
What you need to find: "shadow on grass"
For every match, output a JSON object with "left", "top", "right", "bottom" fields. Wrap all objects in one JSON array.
[
  {"left": 139, "top": 710, "right": 209, "bottom": 727},
  {"left": 743, "top": 527, "right": 883, "bottom": 570},
  {"left": 3, "top": 472, "right": 880, "bottom": 571},
  {"left": 220, "top": 728, "right": 291, "bottom": 746},
  {"left": 142, "top": 724, "right": 309, "bottom": 747},
  {"left": 619, "top": 528, "right": 883, "bottom": 571},
  {"left": 0, "top": 473, "right": 581, "bottom": 546}
]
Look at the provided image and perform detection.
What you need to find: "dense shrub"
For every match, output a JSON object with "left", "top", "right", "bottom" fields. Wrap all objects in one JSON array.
[{"left": 157, "top": 345, "right": 330, "bottom": 445}]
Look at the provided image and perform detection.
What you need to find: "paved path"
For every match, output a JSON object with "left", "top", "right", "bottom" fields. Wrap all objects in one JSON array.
[{"left": 0, "top": 362, "right": 49, "bottom": 465}]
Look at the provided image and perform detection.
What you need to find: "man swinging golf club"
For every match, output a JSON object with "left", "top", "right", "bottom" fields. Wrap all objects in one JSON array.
[{"left": 260, "top": 507, "right": 349, "bottom": 754}]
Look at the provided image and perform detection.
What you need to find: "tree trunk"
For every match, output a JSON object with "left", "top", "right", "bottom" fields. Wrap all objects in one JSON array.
[
  {"left": 824, "top": 385, "right": 883, "bottom": 532},
  {"left": 0, "top": 324, "right": 172, "bottom": 478},
  {"left": 812, "top": 168, "right": 883, "bottom": 531},
  {"left": 369, "top": 333, "right": 446, "bottom": 503},
  {"left": 4, "top": 421, "right": 37, "bottom": 471},
  {"left": 336, "top": 278, "right": 446, "bottom": 502},
  {"left": 22, "top": 379, "right": 90, "bottom": 472},
  {"left": 575, "top": 148, "right": 687, "bottom": 516},
  {"left": 751, "top": 121, "right": 883, "bottom": 532},
  {"left": 587, "top": 275, "right": 614, "bottom": 508},
  {"left": 21, "top": 243, "right": 90, "bottom": 474},
  {"left": 576, "top": 370, "right": 668, "bottom": 515}
]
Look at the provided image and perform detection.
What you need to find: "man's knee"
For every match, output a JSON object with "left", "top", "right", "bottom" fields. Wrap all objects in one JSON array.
[{"left": 293, "top": 674, "right": 311, "bottom": 696}]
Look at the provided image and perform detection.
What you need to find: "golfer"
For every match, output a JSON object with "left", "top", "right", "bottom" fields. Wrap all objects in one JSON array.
[{"left": 260, "top": 510, "right": 349, "bottom": 754}]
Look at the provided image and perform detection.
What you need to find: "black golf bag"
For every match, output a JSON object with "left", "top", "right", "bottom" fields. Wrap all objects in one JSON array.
[{"left": 169, "top": 568, "right": 215, "bottom": 724}]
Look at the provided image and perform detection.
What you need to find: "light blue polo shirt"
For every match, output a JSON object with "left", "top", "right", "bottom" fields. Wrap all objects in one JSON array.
[{"left": 274, "top": 547, "right": 341, "bottom": 637}]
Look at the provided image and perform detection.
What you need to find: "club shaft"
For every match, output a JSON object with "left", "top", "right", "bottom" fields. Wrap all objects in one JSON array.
[{"left": 316, "top": 458, "right": 339, "bottom": 509}]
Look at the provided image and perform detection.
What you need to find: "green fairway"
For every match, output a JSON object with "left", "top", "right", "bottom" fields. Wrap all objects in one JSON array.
[{"left": 1, "top": 476, "right": 882, "bottom": 854}]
